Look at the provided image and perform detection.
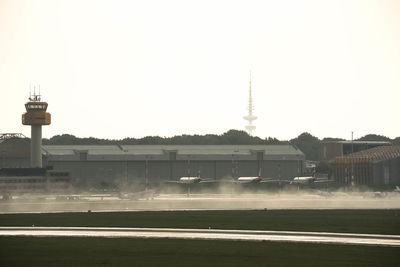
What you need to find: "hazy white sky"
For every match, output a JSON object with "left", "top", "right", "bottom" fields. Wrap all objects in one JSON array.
[{"left": 1, "top": 0, "right": 399, "bottom": 140}]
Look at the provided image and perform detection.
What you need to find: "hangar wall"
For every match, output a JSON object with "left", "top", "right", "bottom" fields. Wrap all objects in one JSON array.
[
  {"left": 47, "top": 159, "right": 303, "bottom": 189},
  {"left": 44, "top": 145, "right": 305, "bottom": 190}
]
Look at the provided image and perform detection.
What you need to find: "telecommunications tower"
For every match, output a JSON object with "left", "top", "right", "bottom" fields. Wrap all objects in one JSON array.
[
  {"left": 22, "top": 89, "right": 51, "bottom": 168},
  {"left": 243, "top": 72, "right": 257, "bottom": 136}
]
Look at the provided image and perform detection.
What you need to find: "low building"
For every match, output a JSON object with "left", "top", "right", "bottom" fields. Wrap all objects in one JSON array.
[
  {"left": 0, "top": 167, "right": 71, "bottom": 197},
  {"left": 331, "top": 146, "right": 400, "bottom": 185},
  {"left": 0, "top": 139, "right": 30, "bottom": 168},
  {"left": 320, "top": 141, "right": 391, "bottom": 161}
]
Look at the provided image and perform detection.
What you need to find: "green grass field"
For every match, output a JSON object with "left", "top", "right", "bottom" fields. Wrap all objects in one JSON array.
[
  {"left": 1, "top": 209, "right": 400, "bottom": 234},
  {"left": 1, "top": 210, "right": 399, "bottom": 266},
  {"left": 0, "top": 237, "right": 399, "bottom": 267}
]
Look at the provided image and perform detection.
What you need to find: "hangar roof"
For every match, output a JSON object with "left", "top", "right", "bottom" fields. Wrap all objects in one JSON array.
[
  {"left": 336, "top": 145, "right": 400, "bottom": 163},
  {"left": 323, "top": 140, "right": 391, "bottom": 145},
  {"left": 43, "top": 145, "right": 304, "bottom": 161}
]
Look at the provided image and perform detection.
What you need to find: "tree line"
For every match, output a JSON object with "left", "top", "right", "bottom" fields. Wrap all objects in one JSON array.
[
  {"left": 4, "top": 130, "right": 399, "bottom": 161},
  {"left": 41, "top": 130, "right": 284, "bottom": 146}
]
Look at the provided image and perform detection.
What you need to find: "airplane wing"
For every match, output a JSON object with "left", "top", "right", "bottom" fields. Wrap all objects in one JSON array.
[
  {"left": 215, "top": 178, "right": 237, "bottom": 183},
  {"left": 164, "top": 180, "right": 182, "bottom": 184},
  {"left": 220, "top": 181, "right": 241, "bottom": 184},
  {"left": 260, "top": 179, "right": 290, "bottom": 184},
  {"left": 199, "top": 178, "right": 219, "bottom": 183},
  {"left": 314, "top": 179, "right": 335, "bottom": 184}
]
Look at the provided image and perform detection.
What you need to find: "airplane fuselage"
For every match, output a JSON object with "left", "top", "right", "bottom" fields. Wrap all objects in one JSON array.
[
  {"left": 292, "top": 176, "right": 316, "bottom": 184},
  {"left": 179, "top": 177, "right": 202, "bottom": 184}
]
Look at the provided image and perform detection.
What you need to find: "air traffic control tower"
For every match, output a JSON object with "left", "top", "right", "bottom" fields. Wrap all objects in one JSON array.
[{"left": 22, "top": 92, "right": 51, "bottom": 168}]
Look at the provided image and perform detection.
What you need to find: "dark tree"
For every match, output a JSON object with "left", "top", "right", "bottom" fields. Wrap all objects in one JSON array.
[
  {"left": 392, "top": 137, "right": 400, "bottom": 145},
  {"left": 290, "top": 132, "right": 320, "bottom": 160},
  {"left": 357, "top": 134, "right": 391, "bottom": 142},
  {"left": 221, "top": 130, "right": 253, "bottom": 144},
  {"left": 322, "top": 137, "right": 345, "bottom": 142}
]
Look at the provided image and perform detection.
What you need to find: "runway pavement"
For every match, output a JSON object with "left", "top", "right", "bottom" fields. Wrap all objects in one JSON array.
[
  {"left": 1, "top": 227, "right": 400, "bottom": 247},
  {"left": 1, "top": 193, "right": 400, "bottom": 213}
]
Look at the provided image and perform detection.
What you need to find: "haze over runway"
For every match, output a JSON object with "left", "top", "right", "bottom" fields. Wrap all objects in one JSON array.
[{"left": 1, "top": 193, "right": 400, "bottom": 213}]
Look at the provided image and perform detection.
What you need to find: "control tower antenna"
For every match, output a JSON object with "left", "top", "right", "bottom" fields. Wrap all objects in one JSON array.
[
  {"left": 22, "top": 89, "right": 51, "bottom": 168},
  {"left": 243, "top": 71, "right": 257, "bottom": 136}
]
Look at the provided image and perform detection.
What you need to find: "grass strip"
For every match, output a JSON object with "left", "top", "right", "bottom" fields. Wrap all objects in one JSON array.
[
  {"left": 0, "top": 209, "right": 399, "bottom": 235},
  {"left": 0, "top": 237, "right": 399, "bottom": 267}
]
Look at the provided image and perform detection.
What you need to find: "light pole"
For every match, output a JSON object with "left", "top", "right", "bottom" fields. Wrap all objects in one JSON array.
[
  {"left": 125, "top": 154, "right": 128, "bottom": 188},
  {"left": 145, "top": 156, "right": 149, "bottom": 191},
  {"left": 231, "top": 154, "right": 234, "bottom": 178},
  {"left": 351, "top": 131, "right": 354, "bottom": 186},
  {"left": 187, "top": 155, "right": 191, "bottom": 177}
]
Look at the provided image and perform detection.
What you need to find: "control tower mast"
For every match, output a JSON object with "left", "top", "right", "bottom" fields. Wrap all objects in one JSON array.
[
  {"left": 22, "top": 90, "right": 51, "bottom": 168},
  {"left": 243, "top": 72, "right": 257, "bottom": 136}
]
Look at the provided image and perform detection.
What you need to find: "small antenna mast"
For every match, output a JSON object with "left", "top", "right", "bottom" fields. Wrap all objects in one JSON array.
[{"left": 29, "top": 84, "right": 42, "bottom": 101}]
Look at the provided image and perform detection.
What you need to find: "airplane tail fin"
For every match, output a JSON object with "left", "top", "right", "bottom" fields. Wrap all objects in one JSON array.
[{"left": 258, "top": 169, "right": 262, "bottom": 178}]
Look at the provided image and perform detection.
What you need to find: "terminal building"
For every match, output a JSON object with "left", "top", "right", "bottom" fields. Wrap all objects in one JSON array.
[{"left": 1, "top": 143, "right": 305, "bottom": 189}]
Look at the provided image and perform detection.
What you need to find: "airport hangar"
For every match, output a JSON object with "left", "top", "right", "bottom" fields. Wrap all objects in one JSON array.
[
  {"left": 22, "top": 145, "right": 306, "bottom": 189},
  {"left": 332, "top": 146, "right": 400, "bottom": 186}
]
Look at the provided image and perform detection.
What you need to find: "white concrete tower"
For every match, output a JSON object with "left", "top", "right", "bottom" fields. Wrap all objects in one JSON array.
[
  {"left": 243, "top": 72, "right": 257, "bottom": 136},
  {"left": 22, "top": 90, "right": 51, "bottom": 168}
]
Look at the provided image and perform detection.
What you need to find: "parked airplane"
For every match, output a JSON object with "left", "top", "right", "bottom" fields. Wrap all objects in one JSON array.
[
  {"left": 291, "top": 176, "right": 316, "bottom": 184},
  {"left": 166, "top": 171, "right": 217, "bottom": 184},
  {"left": 165, "top": 172, "right": 217, "bottom": 197},
  {"left": 166, "top": 176, "right": 217, "bottom": 184},
  {"left": 290, "top": 176, "right": 334, "bottom": 185},
  {"left": 226, "top": 170, "right": 286, "bottom": 184}
]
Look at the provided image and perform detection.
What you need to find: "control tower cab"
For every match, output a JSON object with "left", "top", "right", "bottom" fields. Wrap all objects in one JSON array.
[{"left": 22, "top": 92, "right": 51, "bottom": 168}]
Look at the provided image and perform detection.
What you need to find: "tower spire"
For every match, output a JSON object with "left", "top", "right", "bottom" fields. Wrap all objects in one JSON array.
[{"left": 243, "top": 71, "right": 257, "bottom": 136}]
